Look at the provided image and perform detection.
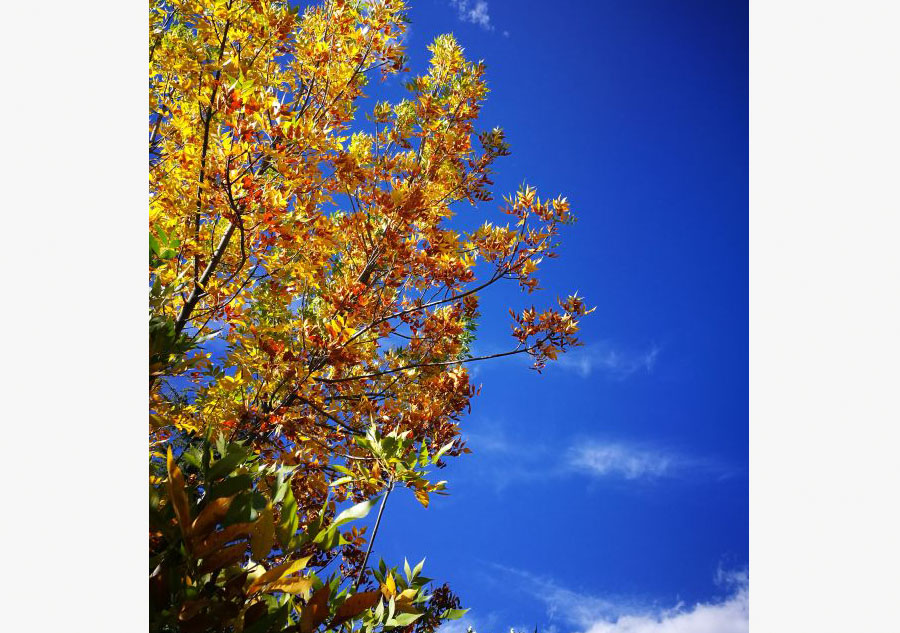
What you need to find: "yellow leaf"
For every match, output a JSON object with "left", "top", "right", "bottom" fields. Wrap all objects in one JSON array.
[
  {"left": 395, "top": 587, "right": 420, "bottom": 614},
  {"left": 382, "top": 572, "right": 396, "bottom": 599},
  {"left": 268, "top": 575, "right": 314, "bottom": 597},
  {"left": 248, "top": 555, "right": 312, "bottom": 594}
]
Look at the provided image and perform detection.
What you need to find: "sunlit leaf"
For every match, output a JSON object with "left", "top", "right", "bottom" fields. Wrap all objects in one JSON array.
[
  {"left": 248, "top": 555, "right": 312, "bottom": 594},
  {"left": 332, "top": 591, "right": 381, "bottom": 626}
]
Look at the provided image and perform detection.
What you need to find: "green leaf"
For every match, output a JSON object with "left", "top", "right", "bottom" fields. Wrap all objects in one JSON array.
[
  {"left": 208, "top": 474, "right": 253, "bottom": 500},
  {"left": 313, "top": 526, "right": 343, "bottom": 550},
  {"left": 332, "top": 496, "right": 378, "bottom": 528},
  {"left": 277, "top": 486, "right": 299, "bottom": 550},
  {"left": 381, "top": 437, "right": 398, "bottom": 457},
  {"left": 439, "top": 609, "right": 469, "bottom": 621},
  {"left": 251, "top": 505, "right": 275, "bottom": 560},
  {"left": 181, "top": 447, "right": 202, "bottom": 470},
  {"left": 289, "top": 531, "right": 309, "bottom": 551},
  {"left": 332, "top": 464, "right": 354, "bottom": 476},
  {"left": 387, "top": 612, "right": 423, "bottom": 627},
  {"left": 208, "top": 445, "right": 249, "bottom": 480},
  {"left": 201, "top": 441, "right": 212, "bottom": 473},
  {"left": 215, "top": 434, "right": 228, "bottom": 460},
  {"left": 224, "top": 491, "right": 266, "bottom": 525},
  {"left": 329, "top": 476, "right": 353, "bottom": 487},
  {"left": 433, "top": 440, "right": 455, "bottom": 463},
  {"left": 272, "top": 469, "right": 289, "bottom": 504}
]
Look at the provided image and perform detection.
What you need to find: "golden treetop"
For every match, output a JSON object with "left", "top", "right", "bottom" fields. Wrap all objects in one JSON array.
[{"left": 150, "top": 0, "right": 591, "bottom": 516}]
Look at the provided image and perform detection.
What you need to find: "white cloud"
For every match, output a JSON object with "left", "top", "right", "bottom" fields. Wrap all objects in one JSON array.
[
  {"left": 580, "top": 589, "right": 748, "bottom": 633},
  {"left": 556, "top": 343, "right": 660, "bottom": 379},
  {"left": 448, "top": 1, "right": 495, "bottom": 31},
  {"left": 494, "top": 566, "right": 749, "bottom": 633},
  {"left": 567, "top": 442, "right": 676, "bottom": 480}
]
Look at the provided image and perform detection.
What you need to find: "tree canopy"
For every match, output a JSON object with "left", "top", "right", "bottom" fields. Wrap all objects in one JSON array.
[{"left": 149, "top": 0, "right": 591, "bottom": 630}]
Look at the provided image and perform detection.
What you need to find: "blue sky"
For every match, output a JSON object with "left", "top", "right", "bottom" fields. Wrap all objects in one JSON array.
[{"left": 353, "top": 1, "right": 747, "bottom": 632}]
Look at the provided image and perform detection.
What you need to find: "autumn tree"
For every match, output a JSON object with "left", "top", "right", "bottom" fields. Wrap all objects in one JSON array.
[{"left": 149, "top": 0, "right": 591, "bottom": 631}]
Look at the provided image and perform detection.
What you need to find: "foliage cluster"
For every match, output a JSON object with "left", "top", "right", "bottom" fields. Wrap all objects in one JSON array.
[{"left": 149, "top": 0, "right": 590, "bottom": 630}]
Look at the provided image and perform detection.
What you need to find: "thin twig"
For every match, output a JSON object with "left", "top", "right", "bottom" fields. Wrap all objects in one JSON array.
[{"left": 354, "top": 480, "right": 393, "bottom": 590}]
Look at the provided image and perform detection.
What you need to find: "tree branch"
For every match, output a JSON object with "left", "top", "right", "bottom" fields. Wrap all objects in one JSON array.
[{"left": 316, "top": 346, "right": 532, "bottom": 384}]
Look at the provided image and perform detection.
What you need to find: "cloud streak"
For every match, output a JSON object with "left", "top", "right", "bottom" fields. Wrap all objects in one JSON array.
[
  {"left": 567, "top": 442, "right": 676, "bottom": 480},
  {"left": 448, "top": 1, "right": 494, "bottom": 31},
  {"left": 555, "top": 343, "right": 660, "bottom": 379},
  {"left": 468, "top": 340, "right": 659, "bottom": 381},
  {"left": 461, "top": 422, "right": 719, "bottom": 491}
]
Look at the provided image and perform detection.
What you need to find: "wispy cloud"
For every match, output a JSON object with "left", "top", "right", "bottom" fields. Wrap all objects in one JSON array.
[
  {"left": 494, "top": 566, "right": 625, "bottom": 625},
  {"left": 468, "top": 340, "right": 659, "bottom": 381},
  {"left": 567, "top": 442, "right": 676, "bottom": 480},
  {"left": 448, "top": 1, "right": 495, "bottom": 31},
  {"left": 492, "top": 565, "right": 749, "bottom": 633},
  {"left": 461, "top": 422, "right": 720, "bottom": 491},
  {"left": 555, "top": 343, "right": 660, "bottom": 379}
]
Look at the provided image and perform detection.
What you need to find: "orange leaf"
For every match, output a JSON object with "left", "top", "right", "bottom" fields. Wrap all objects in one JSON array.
[
  {"left": 166, "top": 447, "right": 192, "bottom": 541},
  {"left": 300, "top": 584, "right": 331, "bottom": 633},
  {"left": 198, "top": 541, "right": 247, "bottom": 575},
  {"left": 193, "top": 522, "right": 254, "bottom": 558},
  {"left": 331, "top": 591, "right": 381, "bottom": 626},
  {"left": 191, "top": 496, "right": 234, "bottom": 540}
]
